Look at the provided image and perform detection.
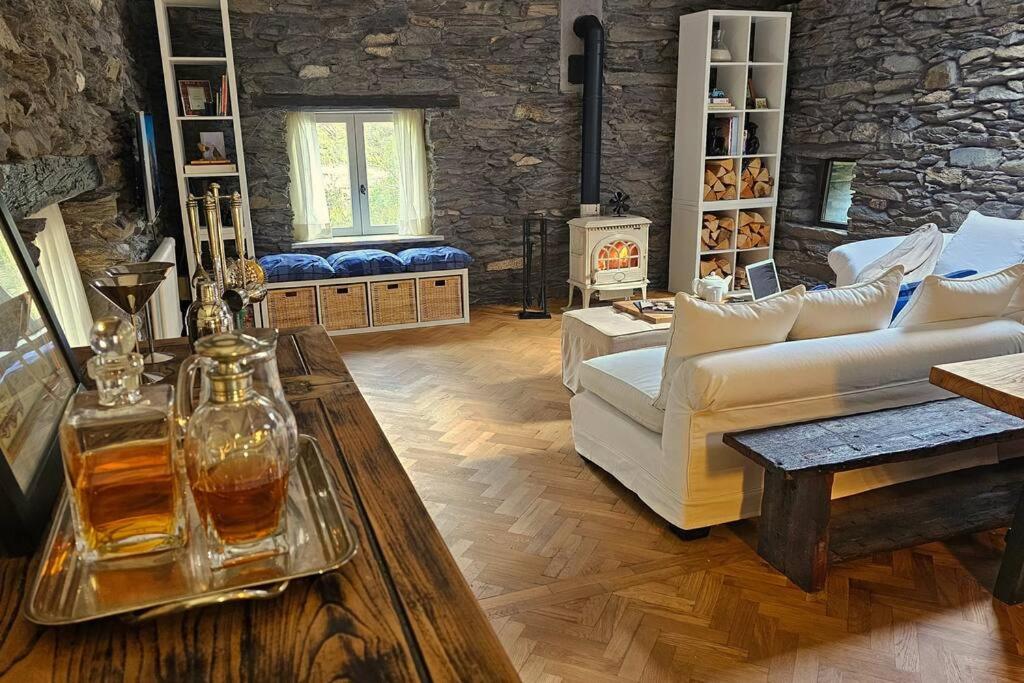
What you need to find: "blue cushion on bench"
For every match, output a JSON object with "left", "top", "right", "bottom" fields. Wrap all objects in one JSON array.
[
  {"left": 258, "top": 254, "right": 334, "bottom": 282},
  {"left": 327, "top": 249, "right": 405, "bottom": 277},
  {"left": 395, "top": 246, "right": 472, "bottom": 272}
]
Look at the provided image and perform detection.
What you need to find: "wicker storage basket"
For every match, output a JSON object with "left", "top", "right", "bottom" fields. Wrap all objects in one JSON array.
[
  {"left": 370, "top": 279, "right": 417, "bottom": 326},
  {"left": 418, "top": 275, "right": 463, "bottom": 322},
  {"left": 320, "top": 283, "right": 369, "bottom": 331},
  {"left": 267, "top": 287, "right": 318, "bottom": 328}
]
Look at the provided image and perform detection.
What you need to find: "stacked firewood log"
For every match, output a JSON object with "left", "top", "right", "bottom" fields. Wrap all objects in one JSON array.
[
  {"left": 700, "top": 213, "right": 735, "bottom": 251},
  {"left": 700, "top": 255, "right": 733, "bottom": 278},
  {"left": 739, "top": 158, "right": 774, "bottom": 199},
  {"left": 703, "top": 160, "right": 737, "bottom": 201},
  {"left": 734, "top": 265, "right": 748, "bottom": 290},
  {"left": 736, "top": 211, "right": 770, "bottom": 249}
]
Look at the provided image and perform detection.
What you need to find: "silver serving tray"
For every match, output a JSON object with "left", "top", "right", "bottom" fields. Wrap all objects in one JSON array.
[{"left": 24, "top": 435, "right": 358, "bottom": 625}]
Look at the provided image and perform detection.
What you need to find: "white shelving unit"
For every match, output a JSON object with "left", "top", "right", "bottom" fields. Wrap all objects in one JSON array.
[
  {"left": 668, "top": 10, "right": 791, "bottom": 294},
  {"left": 154, "top": 0, "right": 264, "bottom": 325}
]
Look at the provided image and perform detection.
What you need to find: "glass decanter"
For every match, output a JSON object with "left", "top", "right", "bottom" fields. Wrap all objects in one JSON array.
[
  {"left": 178, "top": 333, "right": 291, "bottom": 569},
  {"left": 241, "top": 328, "right": 298, "bottom": 464},
  {"left": 59, "top": 316, "right": 186, "bottom": 561}
]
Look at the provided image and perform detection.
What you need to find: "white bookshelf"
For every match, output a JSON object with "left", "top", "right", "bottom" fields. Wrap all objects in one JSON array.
[
  {"left": 154, "top": 0, "right": 264, "bottom": 325},
  {"left": 668, "top": 10, "right": 791, "bottom": 294}
]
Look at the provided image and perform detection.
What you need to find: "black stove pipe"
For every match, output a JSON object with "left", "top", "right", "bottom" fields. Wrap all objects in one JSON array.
[{"left": 573, "top": 15, "right": 604, "bottom": 209}]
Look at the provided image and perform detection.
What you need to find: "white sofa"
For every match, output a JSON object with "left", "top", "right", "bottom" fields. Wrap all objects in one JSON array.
[
  {"left": 570, "top": 212, "right": 1024, "bottom": 532},
  {"left": 571, "top": 317, "right": 1024, "bottom": 531}
]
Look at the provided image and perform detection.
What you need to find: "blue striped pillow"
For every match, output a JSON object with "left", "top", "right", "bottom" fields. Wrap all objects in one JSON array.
[
  {"left": 258, "top": 254, "right": 334, "bottom": 282},
  {"left": 892, "top": 270, "right": 977, "bottom": 319},
  {"left": 327, "top": 249, "right": 405, "bottom": 277}
]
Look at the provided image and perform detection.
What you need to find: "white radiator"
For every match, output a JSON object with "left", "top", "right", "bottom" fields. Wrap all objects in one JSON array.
[{"left": 149, "top": 237, "right": 182, "bottom": 339}]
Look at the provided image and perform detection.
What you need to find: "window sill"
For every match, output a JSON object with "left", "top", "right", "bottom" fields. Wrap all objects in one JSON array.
[{"left": 292, "top": 234, "right": 444, "bottom": 250}]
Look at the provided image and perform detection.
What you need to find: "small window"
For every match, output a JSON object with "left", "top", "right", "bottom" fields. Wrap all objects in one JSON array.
[
  {"left": 315, "top": 111, "right": 401, "bottom": 237},
  {"left": 818, "top": 160, "right": 856, "bottom": 227}
]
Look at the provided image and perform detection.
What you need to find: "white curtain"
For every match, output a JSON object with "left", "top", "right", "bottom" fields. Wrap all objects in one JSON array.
[
  {"left": 29, "top": 204, "right": 94, "bottom": 348},
  {"left": 286, "top": 112, "right": 331, "bottom": 241},
  {"left": 394, "top": 109, "right": 431, "bottom": 236}
]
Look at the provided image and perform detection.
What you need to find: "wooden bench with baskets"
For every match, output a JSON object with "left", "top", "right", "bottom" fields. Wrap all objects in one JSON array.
[{"left": 264, "top": 268, "right": 470, "bottom": 335}]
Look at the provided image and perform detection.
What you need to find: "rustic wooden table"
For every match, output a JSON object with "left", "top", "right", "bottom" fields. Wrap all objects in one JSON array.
[
  {"left": 0, "top": 326, "right": 518, "bottom": 682},
  {"left": 932, "top": 353, "right": 1024, "bottom": 604}
]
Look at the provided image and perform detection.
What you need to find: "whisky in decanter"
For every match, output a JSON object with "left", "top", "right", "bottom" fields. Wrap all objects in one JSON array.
[
  {"left": 178, "top": 333, "right": 291, "bottom": 569},
  {"left": 59, "top": 317, "right": 186, "bottom": 561}
]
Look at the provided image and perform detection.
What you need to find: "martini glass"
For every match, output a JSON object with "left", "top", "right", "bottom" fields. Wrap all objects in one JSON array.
[
  {"left": 90, "top": 273, "right": 166, "bottom": 383},
  {"left": 105, "top": 262, "right": 176, "bottom": 365}
]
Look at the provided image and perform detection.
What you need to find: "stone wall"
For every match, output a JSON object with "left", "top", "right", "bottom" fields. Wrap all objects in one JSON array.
[
  {"left": 775, "top": 0, "right": 1024, "bottom": 286},
  {"left": 0, "top": 0, "right": 160, "bottom": 275},
  {"left": 226, "top": 0, "right": 781, "bottom": 302}
]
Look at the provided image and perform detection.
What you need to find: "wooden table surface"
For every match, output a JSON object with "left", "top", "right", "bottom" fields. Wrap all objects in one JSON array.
[
  {"left": 931, "top": 352, "right": 1024, "bottom": 605},
  {"left": 931, "top": 352, "right": 1024, "bottom": 419},
  {"left": 0, "top": 326, "right": 518, "bottom": 682}
]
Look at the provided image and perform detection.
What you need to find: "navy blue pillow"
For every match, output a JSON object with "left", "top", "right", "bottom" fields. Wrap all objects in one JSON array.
[
  {"left": 892, "top": 269, "right": 977, "bottom": 319},
  {"left": 258, "top": 254, "right": 334, "bottom": 282},
  {"left": 395, "top": 246, "right": 473, "bottom": 272},
  {"left": 327, "top": 249, "right": 404, "bottom": 277}
]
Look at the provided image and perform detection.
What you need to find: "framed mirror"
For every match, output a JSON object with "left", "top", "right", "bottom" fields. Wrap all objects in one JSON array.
[{"left": 0, "top": 201, "right": 80, "bottom": 555}]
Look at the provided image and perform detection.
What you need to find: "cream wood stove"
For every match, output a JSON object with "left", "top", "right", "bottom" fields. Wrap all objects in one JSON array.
[{"left": 567, "top": 214, "right": 650, "bottom": 308}]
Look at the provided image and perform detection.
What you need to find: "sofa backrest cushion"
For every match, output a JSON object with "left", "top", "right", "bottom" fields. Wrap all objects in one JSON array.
[
  {"left": 892, "top": 264, "right": 1024, "bottom": 327},
  {"left": 258, "top": 253, "right": 335, "bottom": 282},
  {"left": 934, "top": 211, "right": 1024, "bottom": 276},
  {"left": 855, "top": 223, "right": 944, "bottom": 283},
  {"left": 790, "top": 265, "right": 903, "bottom": 340},
  {"left": 671, "top": 317, "right": 1024, "bottom": 414},
  {"left": 654, "top": 285, "right": 805, "bottom": 409},
  {"left": 892, "top": 269, "right": 976, "bottom": 318}
]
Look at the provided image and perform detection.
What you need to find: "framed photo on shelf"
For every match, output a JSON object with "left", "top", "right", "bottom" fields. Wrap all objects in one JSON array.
[
  {"left": 178, "top": 79, "right": 212, "bottom": 116},
  {"left": 0, "top": 202, "right": 81, "bottom": 556}
]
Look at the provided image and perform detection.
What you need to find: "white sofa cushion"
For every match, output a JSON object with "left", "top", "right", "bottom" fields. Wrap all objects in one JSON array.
[
  {"left": 790, "top": 265, "right": 903, "bottom": 340},
  {"left": 579, "top": 347, "right": 665, "bottom": 432},
  {"left": 655, "top": 286, "right": 805, "bottom": 409},
  {"left": 830, "top": 234, "right": 954, "bottom": 287},
  {"left": 892, "top": 264, "right": 1024, "bottom": 327},
  {"left": 673, "top": 317, "right": 1024, "bottom": 414},
  {"left": 855, "top": 223, "right": 943, "bottom": 283},
  {"left": 935, "top": 211, "right": 1024, "bottom": 276}
]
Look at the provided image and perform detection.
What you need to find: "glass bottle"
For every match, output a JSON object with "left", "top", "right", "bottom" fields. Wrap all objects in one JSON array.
[
  {"left": 241, "top": 328, "right": 298, "bottom": 464},
  {"left": 178, "top": 333, "right": 291, "bottom": 569},
  {"left": 59, "top": 316, "right": 185, "bottom": 561}
]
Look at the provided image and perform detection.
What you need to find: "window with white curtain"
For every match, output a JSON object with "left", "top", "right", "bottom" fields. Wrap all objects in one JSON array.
[{"left": 287, "top": 109, "right": 430, "bottom": 242}]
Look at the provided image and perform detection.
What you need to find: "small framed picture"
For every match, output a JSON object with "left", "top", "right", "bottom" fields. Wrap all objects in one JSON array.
[
  {"left": 199, "top": 132, "right": 228, "bottom": 160},
  {"left": 178, "top": 79, "right": 212, "bottom": 116},
  {"left": 754, "top": 97, "right": 769, "bottom": 109}
]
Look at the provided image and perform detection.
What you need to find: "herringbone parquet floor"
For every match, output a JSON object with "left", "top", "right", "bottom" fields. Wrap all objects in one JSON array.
[{"left": 334, "top": 304, "right": 1024, "bottom": 682}]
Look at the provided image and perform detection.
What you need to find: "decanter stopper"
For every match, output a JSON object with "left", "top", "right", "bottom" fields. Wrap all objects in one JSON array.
[{"left": 87, "top": 316, "right": 143, "bottom": 407}]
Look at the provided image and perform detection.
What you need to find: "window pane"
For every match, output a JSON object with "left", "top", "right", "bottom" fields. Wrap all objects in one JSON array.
[
  {"left": 363, "top": 121, "right": 399, "bottom": 227},
  {"left": 821, "top": 161, "right": 856, "bottom": 225},
  {"left": 316, "top": 122, "right": 353, "bottom": 229}
]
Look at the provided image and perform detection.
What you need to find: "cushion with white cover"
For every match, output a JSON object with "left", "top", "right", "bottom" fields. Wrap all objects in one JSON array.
[
  {"left": 579, "top": 347, "right": 665, "bottom": 432},
  {"left": 654, "top": 286, "right": 805, "bottom": 409},
  {"left": 670, "top": 316, "right": 1024, "bottom": 414},
  {"left": 891, "top": 264, "right": 1024, "bottom": 327},
  {"left": 934, "top": 211, "right": 1024, "bottom": 276},
  {"left": 790, "top": 265, "right": 903, "bottom": 340},
  {"left": 855, "top": 223, "right": 944, "bottom": 283},
  {"left": 830, "top": 234, "right": 954, "bottom": 287}
]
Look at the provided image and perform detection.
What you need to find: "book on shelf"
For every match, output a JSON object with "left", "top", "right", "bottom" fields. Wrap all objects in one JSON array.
[{"left": 184, "top": 162, "right": 237, "bottom": 175}]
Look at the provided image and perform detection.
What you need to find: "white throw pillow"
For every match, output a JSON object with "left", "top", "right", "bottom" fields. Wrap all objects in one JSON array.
[
  {"left": 934, "top": 211, "right": 1024, "bottom": 276},
  {"left": 891, "top": 264, "right": 1024, "bottom": 327},
  {"left": 790, "top": 265, "right": 904, "bottom": 340},
  {"left": 855, "top": 223, "right": 943, "bottom": 283},
  {"left": 654, "top": 285, "right": 806, "bottom": 409}
]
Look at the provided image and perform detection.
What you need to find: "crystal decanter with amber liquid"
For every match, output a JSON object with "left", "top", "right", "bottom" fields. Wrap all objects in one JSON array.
[
  {"left": 178, "top": 333, "right": 291, "bottom": 569},
  {"left": 59, "top": 317, "right": 186, "bottom": 561}
]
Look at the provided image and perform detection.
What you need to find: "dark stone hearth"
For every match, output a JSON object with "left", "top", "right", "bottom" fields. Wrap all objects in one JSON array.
[
  {"left": 0, "top": 156, "right": 102, "bottom": 220},
  {"left": 776, "top": 0, "right": 1024, "bottom": 287}
]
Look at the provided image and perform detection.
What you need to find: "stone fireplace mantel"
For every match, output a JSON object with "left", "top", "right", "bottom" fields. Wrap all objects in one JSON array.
[{"left": 0, "top": 156, "right": 103, "bottom": 221}]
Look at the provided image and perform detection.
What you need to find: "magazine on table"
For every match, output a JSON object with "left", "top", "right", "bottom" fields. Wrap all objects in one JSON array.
[{"left": 633, "top": 299, "right": 674, "bottom": 314}]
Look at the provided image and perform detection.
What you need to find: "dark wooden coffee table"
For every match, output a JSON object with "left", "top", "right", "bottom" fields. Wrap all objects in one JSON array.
[{"left": 724, "top": 398, "right": 1024, "bottom": 593}]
